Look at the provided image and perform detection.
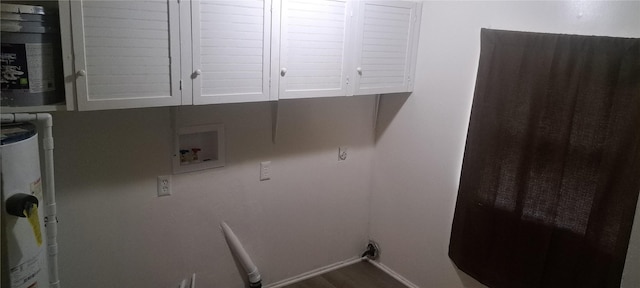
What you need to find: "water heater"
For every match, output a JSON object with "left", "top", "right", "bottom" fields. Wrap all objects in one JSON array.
[{"left": 1, "top": 122, "right": 49, "bottom": 288}]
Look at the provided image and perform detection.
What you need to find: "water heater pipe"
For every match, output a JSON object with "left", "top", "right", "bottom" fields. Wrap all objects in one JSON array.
[
  {"left": 220, "top": 222, "right": 262, "bottom": 288},
  {"left": 2, "top": 113, "right": 60, "bottom": 288}
]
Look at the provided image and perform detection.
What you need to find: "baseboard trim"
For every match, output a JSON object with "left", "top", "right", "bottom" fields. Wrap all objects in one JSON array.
[
  {"left": 365, "top": 259, "right": 420, "bottom": 288},
  {"left": 263, "top": 257, "right": 420, "bottom": 288},
  {"left": 264, "top": 257, "right": 362, "bottom": 288}
]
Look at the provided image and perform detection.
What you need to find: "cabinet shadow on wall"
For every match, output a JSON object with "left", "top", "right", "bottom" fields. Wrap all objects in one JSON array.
[
  {"left": 51, "top": 95, "right": 379, "bottom": 192},
  {"left": 375, "top": 92, "right": 411, "bottom": 143}
]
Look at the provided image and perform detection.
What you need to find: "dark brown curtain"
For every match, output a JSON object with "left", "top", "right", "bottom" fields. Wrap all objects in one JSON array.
[{"left": 449, "top": 29, "right": 640, "bottom": 288}]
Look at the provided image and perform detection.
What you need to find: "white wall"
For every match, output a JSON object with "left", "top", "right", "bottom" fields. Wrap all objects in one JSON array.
[
  {"left": 52, "top": 96, "right": 376, "bottom": 287},
  {"left": 46, "top": 2, "right": 640, "bottom": 288},
  {"left": 369, "top": 1, "right": 640, "bottom": 288}
]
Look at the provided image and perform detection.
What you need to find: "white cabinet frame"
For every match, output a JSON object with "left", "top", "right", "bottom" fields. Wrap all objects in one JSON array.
[
  {"left": 64, "top": 0, "right": 422, "bottom": 111},
  {"left": 70, "top": 0, "right": 182, "bottom": 111},
  {"left": 189, "top": 0, "right": 273, "bottom": 105},
  {"left": 352, "top": 1, "right": 422, "bottom": 95},
  {"left": 274, "top": 0, "right": 355, "bottom": 99}
]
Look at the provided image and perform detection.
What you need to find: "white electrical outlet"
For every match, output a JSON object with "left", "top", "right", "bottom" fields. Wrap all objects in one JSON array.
[
  {"left": 157, "top": 175, "right": 172, "bottom": 196},
  {"left": 260, "top": 161, "right": 271, "bottom": 181},
  {"left": 339, "top": 146, "right": 348, "bottom": 161}
]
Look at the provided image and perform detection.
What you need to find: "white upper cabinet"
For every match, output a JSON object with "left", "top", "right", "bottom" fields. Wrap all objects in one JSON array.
[
  {"left": 65, "top": 0, "right": 422, "bottom": 110},
  {"left": 189, "top": 0, "right": 272, "bottom": 105},
  {"left": 274, "top": 0, "right": 354, "bottom": 99},
  {"left": 352, "top": 1, "right": 421, "bottom": 95},
  {"left": 70, "top": 0, "right": 182, "bottom": 111}
]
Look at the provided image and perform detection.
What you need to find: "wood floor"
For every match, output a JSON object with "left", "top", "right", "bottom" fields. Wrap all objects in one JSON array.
[{"left": 283, "top": 261, "right": 408, "bottom": 288}]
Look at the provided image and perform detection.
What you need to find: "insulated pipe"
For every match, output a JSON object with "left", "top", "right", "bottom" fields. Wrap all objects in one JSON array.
[
  {"left": 220, "top": 222, "right": 261, "bottom": 288},
  {"left": 2, "top": 113, "right": 60, "bottom": 288}
]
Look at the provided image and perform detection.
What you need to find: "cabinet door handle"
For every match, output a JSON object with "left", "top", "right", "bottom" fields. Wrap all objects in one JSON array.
[
  {"left": 356, "top": 67, "right": 362, "bottom": 75},
  {"left": 77, "top": 69, "right": 87, "bottom": 77},
  {"left": 194, "top": 69, "right": 202, "bottom": 76},
  {"left": 280, "top": 67, "right": 287, "bottom": 77}
]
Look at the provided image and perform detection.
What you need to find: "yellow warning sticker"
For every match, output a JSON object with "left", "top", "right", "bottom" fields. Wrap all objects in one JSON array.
[{"left": 25, "top": 204, "right": 43, "bottom": 247}]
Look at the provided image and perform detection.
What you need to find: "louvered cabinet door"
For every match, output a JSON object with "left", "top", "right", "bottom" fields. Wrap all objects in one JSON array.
[
  {"left": 191, "top": 0, "right": 272, "bottom": 104},
  {"left": 276, "top": 0, "right": 354, "bottom": 99},
  {"left": 71, "top": 0, "right": 181, "bottom": 111},
  {"left": 353, "top": 1, "right": 421, "bottom": 95}
]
